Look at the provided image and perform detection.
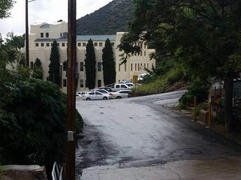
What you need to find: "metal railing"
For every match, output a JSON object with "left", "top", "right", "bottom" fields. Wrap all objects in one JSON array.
[{"left": 52, "top": 162, "right": 63, "bottom": 180}]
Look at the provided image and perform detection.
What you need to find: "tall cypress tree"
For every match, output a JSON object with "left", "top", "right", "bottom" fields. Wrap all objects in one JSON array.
[
  {"left": 33, "top": 58, "right": 43, "bottom": 80},
  {"left": 102, "top": 39, "right": 116, "bottom": 86},
  {"left": 48, "top": 40, "right": 60, "bottom": 86},
  {"left": 85, "top": 39, "right": 96, "bottom": 89}
]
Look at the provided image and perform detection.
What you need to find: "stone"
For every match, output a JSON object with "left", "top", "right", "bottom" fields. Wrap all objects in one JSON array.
[{"left": 2, "top": 165, "right": 48, "bottom": 180}]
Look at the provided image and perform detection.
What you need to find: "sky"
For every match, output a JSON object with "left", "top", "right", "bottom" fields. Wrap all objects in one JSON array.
[{"left": 0, "top": 0, "right": 113, "bottom": 37}]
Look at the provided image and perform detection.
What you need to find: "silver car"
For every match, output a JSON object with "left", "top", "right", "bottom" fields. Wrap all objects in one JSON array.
[{"left": 82, "top": 91, "right": 110, "bottom": 101}]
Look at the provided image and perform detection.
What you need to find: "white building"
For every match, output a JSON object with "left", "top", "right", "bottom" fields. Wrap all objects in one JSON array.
[{"left": 28, "top": 21, "right": 155, "bottom": 92}]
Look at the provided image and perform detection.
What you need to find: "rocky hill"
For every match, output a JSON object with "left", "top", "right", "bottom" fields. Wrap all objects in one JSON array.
[{"left": 76, "top": 0, "right": 134, "bottom": 35}]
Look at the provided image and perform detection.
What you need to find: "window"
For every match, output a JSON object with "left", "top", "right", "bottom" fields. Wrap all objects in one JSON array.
[
  {"left": 41, "top": 43, "right": 44, "bottom": 47},
  {"left": 116, "top": 85, "right": 120, "bottom": 88},
  {"left": 40, "top": 33, "right": 44, "bottom": 38},
  {"left": 46, "top": 43, "right": 49, "bottom": 47},
  {"left": 124, "top": 64, "right": 127, "bottom": 72},
  {"left": 60, "top": 33, "right": 62, "bottom": 37},
  {"left": 80, "top": 62, "right": 84, "bottom": 71},
  {"left": 96, "top": 91, "right": 102, "bottom": 95},
  {"left": 76, "top": 62, "right": 78, "bottom": 72},
  {"left": 111, "top": 42, "right": 114, "bottom": 46},
  {"left": 63, "top": 79, "right": 67, "bottom": 87},
  {"left": 147, "top": 63, "right": 149, "bottom": 69},
  {"left": 144, "top": 51, "right": 146, "bottom": 56},
  {"left": 35, "top": 43, "right": 39, "bottom": 47},
  {"left": 62, "top": 43, "right": 65, "bottom": 47},
  {"left": 30, "top": 62, "right": 34, "bottom": 69},
  {"left": 135, "top": 64, "right": 137, "bottom": 71},
  {"left": 98, "top": 62, "right": 102, "bottom": 71},
  {"left": 131, "top": 64, "right": 133, "bottom": 71},
  {"left": 78, "top": 43, "right": 81, "bottom": 47},
  {"left": 63, "top": 61, "right": 67, "bottom": 71},
  {"left": 80, "top": 80, "right": 84, "bottom": 88},
  {"left": 83, "top": 43, "right": 86, "bottom": 47},
  {"left": 51, "top": 43, "right": 53, "bottom": 46},
  {"left": 94, "top": 42, "right": 98, "bottom": 47},
  {"left": 98, "top": 80, "right": 101, "bottom": 87},
  {"left": 46, "top": 33, "right": 49, "bottom": 38},
  {"left": 57, "top": 43, "right": 59, "bottom": 46},
  {"left": 121, "top": 85, "right": 127, "bottom": 88},
  {"left": 99, "top": 42, "right": 103, "bottom": 47}
]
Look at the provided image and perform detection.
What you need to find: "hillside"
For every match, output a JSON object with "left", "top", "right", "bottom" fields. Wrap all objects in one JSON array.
[{"left": 76, "top": 0, "right": 134, "bottom": 35}]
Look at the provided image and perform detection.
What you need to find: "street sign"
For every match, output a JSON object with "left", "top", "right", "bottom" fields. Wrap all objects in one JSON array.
[{"left": 133, "top": 75, "right": 138, "bottom": 83}]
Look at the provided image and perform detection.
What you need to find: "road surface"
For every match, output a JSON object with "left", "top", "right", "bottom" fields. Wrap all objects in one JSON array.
[{"left": 76, "top": 90, "right": 241, "bottom": 179}]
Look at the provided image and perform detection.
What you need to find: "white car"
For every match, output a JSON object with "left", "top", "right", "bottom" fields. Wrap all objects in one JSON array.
[
  {"left": 95, "top": 89, "right": 115, "bottom": 99},
  {"left": 125, "top": 83, "right": 134, "bottom": 88},
  {"left": 83, "top": 91, "right": 110, "bottom": 101},
  {"left": 113, "top": 84, "right": 130, "bottom": 91},
  {"left": 112, "top": 90, "right": 131, "bottom": 99}
]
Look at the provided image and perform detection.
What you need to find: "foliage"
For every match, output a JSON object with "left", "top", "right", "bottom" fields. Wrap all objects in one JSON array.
[
  {"left": 179, "top": 81, "right": 210, "bottom": 106},
  {"left": 0, "top": 0, "right": 14, "bottom": 19},
  {"left": 85, "top": 39, "right": 96, "bottom": 89},
  {"left": 0, "top": 77, "right": 83, "bottom": 177},
  {"left": 102, "top": 39, "right": 116, "bottom": 86},
  {"left": 77, "top": 0, "right": 133, "bottom": 35},
  {"left": 120, "top": 0, "right": 241, "bottom": 131},
  {"left": 48, "top": 40, "right": 60, "bottom": 86},
  {"left": 0, "top": 33, "right": 24, "bottom": 69},
  {"left": 134, "top": 66, "right": 185, "bottom": 96},
  {"left": 33, "top": 58, "right": 43, "bottom": 80}
]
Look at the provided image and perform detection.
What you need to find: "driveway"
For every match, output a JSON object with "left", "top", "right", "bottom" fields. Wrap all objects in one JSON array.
[{"left": 76, "top": 90, "right": 241, "bottom": 179}]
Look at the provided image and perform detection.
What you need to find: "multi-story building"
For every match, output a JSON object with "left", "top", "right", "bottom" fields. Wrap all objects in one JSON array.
[{"left": 28, "top": 21, "right": 155, "bottom": 92}]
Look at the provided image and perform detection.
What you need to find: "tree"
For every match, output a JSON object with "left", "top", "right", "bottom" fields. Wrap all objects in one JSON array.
[
  {"left": 119, "top": 0, "right": 241, "bottom": 131},
  {"left": 85, "top": 39, "right": 96, "bottom": 89},
  {"left": 0, "top": 0, "right": 14, "bottom": 19},
  {"left": 33, "top": 58, "right": 43, "bottom": 79},
  {"left": 102, "top": 39, "right": 116, "bottom": 86},
  {"left": 0, "top": 77, "right": 83, "bottom": 179},
  {"left": 48, "top": 40, "right": 61, "bottom": 86}
]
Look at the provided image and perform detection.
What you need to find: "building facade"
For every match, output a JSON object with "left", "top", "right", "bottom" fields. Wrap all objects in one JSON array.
[{"left": 28, "top": 22, "right": 155, "bottom": 92}]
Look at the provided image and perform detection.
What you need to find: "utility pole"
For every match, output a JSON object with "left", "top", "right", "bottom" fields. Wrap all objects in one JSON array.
[
  {"left": 25, "top": 0, "right": 29, "bottom": 67},
  {"left": 66, "top": 0, "right": 76, "bottom": 179}
]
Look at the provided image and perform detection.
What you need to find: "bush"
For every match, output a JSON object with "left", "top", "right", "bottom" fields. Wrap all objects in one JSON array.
[
  {"left": 134, "top": 66, "right": 185, "bottom": 96},
  {"left": 0, "top": 78, "right": 83, "bottom": 177},
  {"left": 179, "top": 80, "right": 210, "bottom": 106}
]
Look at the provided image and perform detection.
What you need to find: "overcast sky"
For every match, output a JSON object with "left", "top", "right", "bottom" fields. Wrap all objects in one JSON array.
[{"left": 0, "top": 0, "right": 113, "bottom": 37}]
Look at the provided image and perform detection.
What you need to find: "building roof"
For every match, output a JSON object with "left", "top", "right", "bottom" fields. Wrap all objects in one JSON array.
[{"left": 35, "top": 35, "right": 116, "bottom": 42}]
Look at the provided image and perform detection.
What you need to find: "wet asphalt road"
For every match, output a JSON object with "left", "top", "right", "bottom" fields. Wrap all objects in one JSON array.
[{"left": 76, "top": 90, "right": 241, "bottom": 177}]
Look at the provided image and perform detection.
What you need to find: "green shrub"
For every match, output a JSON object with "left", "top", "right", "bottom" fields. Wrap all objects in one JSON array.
[
  {"left": 0, "top": 78, "right": 83, "bottom": 178},
  {"left": 179, "top": 80, "right": 210, "bottom": 106},
  {"left": 134, "top": 66, "right": 185, "bottom": 96}
]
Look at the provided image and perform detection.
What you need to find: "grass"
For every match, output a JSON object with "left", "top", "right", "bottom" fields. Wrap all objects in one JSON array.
[{"left": 134, "top": 66, "right": 185, "bottom": 96}]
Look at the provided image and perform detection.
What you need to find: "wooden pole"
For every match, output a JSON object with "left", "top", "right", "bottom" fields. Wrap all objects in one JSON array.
[
  {"left": 66, "top": 0, "right": 76, "bottom": 179},
  {"left": 25, "top": 0, "right": 29, "bottom": 67},
  {"left": 193, "top": 96, "right": 197, "bottom": 121}
]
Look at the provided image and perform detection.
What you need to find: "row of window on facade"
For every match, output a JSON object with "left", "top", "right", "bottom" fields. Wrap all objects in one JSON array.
[
  {"left": 30, "top": 61, "right": 103, "bottom": 72},
  {"left": 63, "top": 79, "right": 102, "bottom": 88},
  {"left": 63, "top": 62, "right": 102, "bottom": 72},
  {"left": 118, "top": 63, "right": 154, "bottom": 72},
  {"left": 35, "top": 41, "right": 114, "bottom": 48}
]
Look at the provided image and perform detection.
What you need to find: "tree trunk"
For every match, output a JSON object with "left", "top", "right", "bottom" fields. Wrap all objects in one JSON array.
[{"left": 224, "top": 77, "right": 233, "bottom": 132}]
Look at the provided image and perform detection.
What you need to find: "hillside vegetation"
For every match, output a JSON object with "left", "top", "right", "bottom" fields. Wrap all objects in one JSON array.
[{"left": 77, "top": 0, "right": 133, "bottom": 35}]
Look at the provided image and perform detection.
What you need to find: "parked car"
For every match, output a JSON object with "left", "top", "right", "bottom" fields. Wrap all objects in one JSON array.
[
  {"left": 82, "top": 91, "right": 110, "bottom": 100},
  {"left": 113, "top": 84, "right": 130, "bottom": 91},
  {"left": 125, "top": 83, "right": 134, "bottom": 88},
  {"left": 99, "top": 87, "right": 116, "bottom": 92},
  {"left": 112, "top": 90, "right": 132, "bottom": 99},
  {"left": 95, "top": 89, "right": 115, "bottom": 99}
]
